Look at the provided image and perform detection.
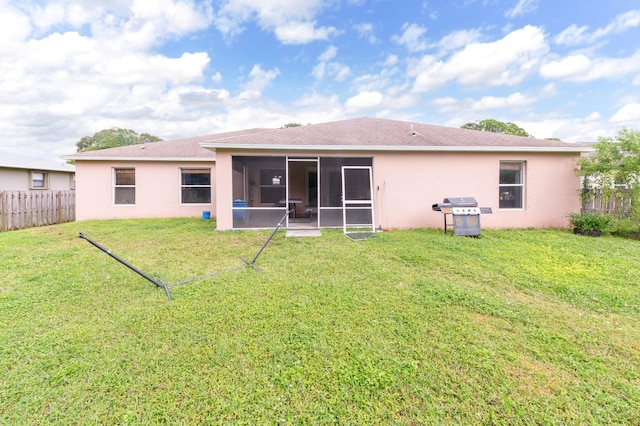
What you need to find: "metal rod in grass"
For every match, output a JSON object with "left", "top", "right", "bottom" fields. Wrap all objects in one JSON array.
[
  {"left": 169, "top": 265, "right": 245, "bottom": 288},
  {"left": 78, "top": 233, "right": 172, "bottom": 301},
  {"left": 239, "top": 209, "right": 290, "bottom": 273}
]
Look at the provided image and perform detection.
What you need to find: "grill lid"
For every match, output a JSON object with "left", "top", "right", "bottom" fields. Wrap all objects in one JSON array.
[{"left": 443, "top": 197, "right": 478, "bottom": 207}]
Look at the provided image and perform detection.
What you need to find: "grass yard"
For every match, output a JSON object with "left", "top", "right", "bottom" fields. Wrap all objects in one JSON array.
[{"left": 1, "top": 218, "right": 640, "bottom": 424}]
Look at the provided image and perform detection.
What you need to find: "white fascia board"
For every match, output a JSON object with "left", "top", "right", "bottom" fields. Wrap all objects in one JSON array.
[
  {"left": 2, "top": 165, "right": 75, "bottom": 172},
  {"left": 61, "top": 156, "right": 215, "bottom": 162},
  {"left": 200, "top": 143, "right": 593, "bottom": 154}
]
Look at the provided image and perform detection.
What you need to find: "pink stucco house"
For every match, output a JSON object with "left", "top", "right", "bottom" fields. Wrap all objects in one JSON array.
[{"left": 64, "top": 117, "right": 591, "bottom": 231}]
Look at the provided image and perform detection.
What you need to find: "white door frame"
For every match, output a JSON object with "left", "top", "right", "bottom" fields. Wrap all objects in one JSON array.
[
  {"left": 286, "top": 156, "right": 320, "bottom": 227},
  {"left": 341, "top": 165, "right": 375, "bottom": 234}
]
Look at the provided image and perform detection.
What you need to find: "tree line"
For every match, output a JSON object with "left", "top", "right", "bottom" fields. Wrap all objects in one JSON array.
[{"left": 76, "top": 128, "right": 162, "bottom": 152}]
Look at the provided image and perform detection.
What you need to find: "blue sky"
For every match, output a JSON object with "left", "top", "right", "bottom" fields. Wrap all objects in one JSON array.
[{"left": 1, "top": 0, "right": 640, "bottom": 160}]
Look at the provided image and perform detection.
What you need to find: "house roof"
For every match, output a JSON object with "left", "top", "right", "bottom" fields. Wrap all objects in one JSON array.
[
  {"left": 61, "top": 129, "right": 266, "bottom": 162},
  {"left": 62, "top": 117, "right": 593, "bottom": 162},
  {"left": 1, "top": 152, "right": 75, "bottom": 172},
  {"left": 200, "top": 117, "right": 592, "bottom": 153}
]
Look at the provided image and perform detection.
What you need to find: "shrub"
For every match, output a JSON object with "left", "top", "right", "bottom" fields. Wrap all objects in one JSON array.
[
  {"left": 610, "top": 217, "right": 640, "bottom": 240},
  {"left": 569, "top": 212, "right": 612, "bottom": 233}
]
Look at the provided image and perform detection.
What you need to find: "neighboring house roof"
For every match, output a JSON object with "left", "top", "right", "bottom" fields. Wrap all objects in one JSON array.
[
  {"left": 61, "top": 129, "right": 267, "bottom": 162},
  {"left": 1, "top": 152, "right": 75, "bottom": 172},
  {"left": 200, "top": 117, "right": 593, "bottom": 153}
]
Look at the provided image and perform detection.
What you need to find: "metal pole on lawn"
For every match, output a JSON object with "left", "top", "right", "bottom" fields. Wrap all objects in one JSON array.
[
  {"left": 239, "top": 209, "right": 290, "bottom": 273},
  {"left": 78, "top": 233, "right": 172, "bottom": 301}
]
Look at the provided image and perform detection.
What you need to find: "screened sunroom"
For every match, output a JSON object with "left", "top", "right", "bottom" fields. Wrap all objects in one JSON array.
[{"left": 231, "top": 156, "right": 374, "bottom": 230}]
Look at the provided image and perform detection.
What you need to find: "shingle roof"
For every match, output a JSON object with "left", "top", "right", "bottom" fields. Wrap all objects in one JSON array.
[
  {"left": 1, "top": 152, "right": 75, "bottom": 172},
  {"left": 63, "top": 117, "right": 592, "bottom": 161},
  {"left": 62, "top": 129, "right": 266, "bottom": 161},
  {"left": 200, "top": 117, "right": 591, "bottom": 153}
]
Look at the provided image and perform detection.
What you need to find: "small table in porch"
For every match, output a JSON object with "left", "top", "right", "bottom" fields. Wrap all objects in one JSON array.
[{"left": 280, "top": 199, "right": 303, "bottom": 220}]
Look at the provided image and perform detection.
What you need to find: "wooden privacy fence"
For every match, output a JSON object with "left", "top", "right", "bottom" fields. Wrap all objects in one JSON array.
[
  {"left": 582, "top": 187, "right": 632, "bottom": 215},
  {"left": 0, "top": 190, "right": 75, "bottom": 232}
]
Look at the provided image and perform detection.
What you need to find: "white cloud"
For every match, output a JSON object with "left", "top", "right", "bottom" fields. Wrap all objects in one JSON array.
[
  {"left": 392, "top": 23, "right": 428, "bottom": 52},
  {"left": 437, "top": 28, "right": 483, "bottom": 53},
  {"left": 385, "top": 93, "right": 418, "bottom": 110},
  {"left": 24, "top": 0, "right": 213, "bottom": 49},
  {"left": 238, "top": 64, "right": 280, "bottom": 99},
  {"left": 214, "top": 0, "right": 338, "bottom": 44},
  {"left": 384, "top": 54, "right": 399, "bottom": 67},
  {"left": 345, "top": 91, "right": 384, "bottom": 112},
  {"left": 505, "top": 0, "right": 538, "bottom": 18},
  {"left": 593, "top": 9, "right": 640, "bottom": 39},
  {"left": 26, "top": 1, "right": 102, "bottom": 33},
  {"left": 611, "top": 103, "right": 640, "bottom": 123},
  {"left": 0, "top": 0, "right": 219, "bottom": 158},
  {"left": 539, "top": 55, "right": 591, "bottom": 80},
  {"left": 514, "top": 114, "right": 604, "bottom": 142},
  {"left": 274, "top": 20, "right": 339, "bottom": 44},
  {"left": 312, "top": 46, "right": 350, "bottom": 82},
  {"left": 295, "top": 92, "right": 340, "bottom": 109},
  {"left": 471, "top": 92, "right": 533, "bottom": 111},
  {"left": 555, "top": 9, "right": 640, "bottom": 46},
  {"left": 585, "top": 112, "right": 602, "bottom": 122},
  {"left": 554, "top": 24, "right": 590, "bottom": 46},
  {"left": 411, "top": 25, "right": 548, "bottom": 92},
  {"left": 353, "top": 22, "right": 377, "bottom": 43},
  {"left": 408, "top": 55, "right": 447, "bottom": 92},
  {"left": 178, "top": 88, "right": 231, "bottom": 108},
  {"left": 0, "top": 2, "right": 32, "bottom": 45},
  {"left": 29, "top": 2, "right": 66, "bottom": 32},
  {"left": 129, "top": 0, "right": 213, "bottom": 37},
  {"left": 319, "top": 45, "right": 338, "bottom": 62},
  {"left": 432, "top": 91, "right": 537, "bottom": 115},
  {"left": 433, "top": 97, "right": 457, "bottom": 106},
  {"left": 540, "top": 50, "right": 640, "bottom": 82},
  {"left": 333, "top": 65, "right": 351, "bottom": 82},
  {"left": 351, "top": 54, "right": 401, "bottom": 93},
  {"left": 449, "top": 26, "right": 548, "bottom": 86}
]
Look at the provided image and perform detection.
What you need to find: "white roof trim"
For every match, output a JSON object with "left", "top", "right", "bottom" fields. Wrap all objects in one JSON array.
[
  {"left": 199, "top": 143, "right": 593, "bottom": 153},
  {"left": 61, "top": 156, "right": 215, "bottom": 162}
]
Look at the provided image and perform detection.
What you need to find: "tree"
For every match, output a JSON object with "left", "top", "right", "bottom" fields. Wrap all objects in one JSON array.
[
  {"left": 75, "top": 128, "right": 162, "bottom": 152},
  {"left": 578, "top": 127, "right": 640, "bottom": 216},
  {"left": 281, "top": 122, "right": 302, "bottom": 128},
  {"left": 461, "top": 119, "right": 532, "bottom": 137}
]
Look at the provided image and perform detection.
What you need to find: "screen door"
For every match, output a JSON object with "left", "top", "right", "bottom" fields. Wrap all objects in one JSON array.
[{"left": 341, "top": 166, "right": 375, "bottom": 234}]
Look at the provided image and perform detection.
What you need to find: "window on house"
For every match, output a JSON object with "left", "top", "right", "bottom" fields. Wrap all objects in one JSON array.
[
  {"left": 114, "top": 168, "right": 135, "bottom": 205},
  {"left": 181, "top": 168, "right": 211, "bottom": 204},
  {"left": 31, "top": 171, "right": 48, "bottom": 189},
  {"left": 499, "top": 161, "right": 524, "bottom": 209}
]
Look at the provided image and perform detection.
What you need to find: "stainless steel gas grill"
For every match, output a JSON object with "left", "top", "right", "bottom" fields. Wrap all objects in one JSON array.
[{"left": 432, "top": 197, "right": 492, "bottom": 236}]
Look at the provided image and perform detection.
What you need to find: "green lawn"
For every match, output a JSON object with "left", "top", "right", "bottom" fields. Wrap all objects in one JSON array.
[{"left": 1, "top": 219, "right": 639, "bottom": 424}]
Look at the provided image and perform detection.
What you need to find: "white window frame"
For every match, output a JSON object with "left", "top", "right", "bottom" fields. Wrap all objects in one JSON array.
[
  {"left": 180, "top": 168, "right": 212, "bottom": 205},
  {"left": 113, "top": 168, "right": 136, "bottom": 205},
  {"left": 499, "top": 161, "right": 525, "bottom": 210},
  {"left": 30, "top": 171, "right": 48, "bottom": 189}
]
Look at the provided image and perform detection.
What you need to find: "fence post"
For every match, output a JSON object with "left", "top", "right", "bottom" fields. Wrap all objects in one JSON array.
[
  {"left": 17, "top": 192, "right": 24, "bottom": 230},
  {"left": 58, "top": 191, "right": 64, "bottom": 223},
  {"left": 1, "top": 192, "right": 7, "bottom": 232}
]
